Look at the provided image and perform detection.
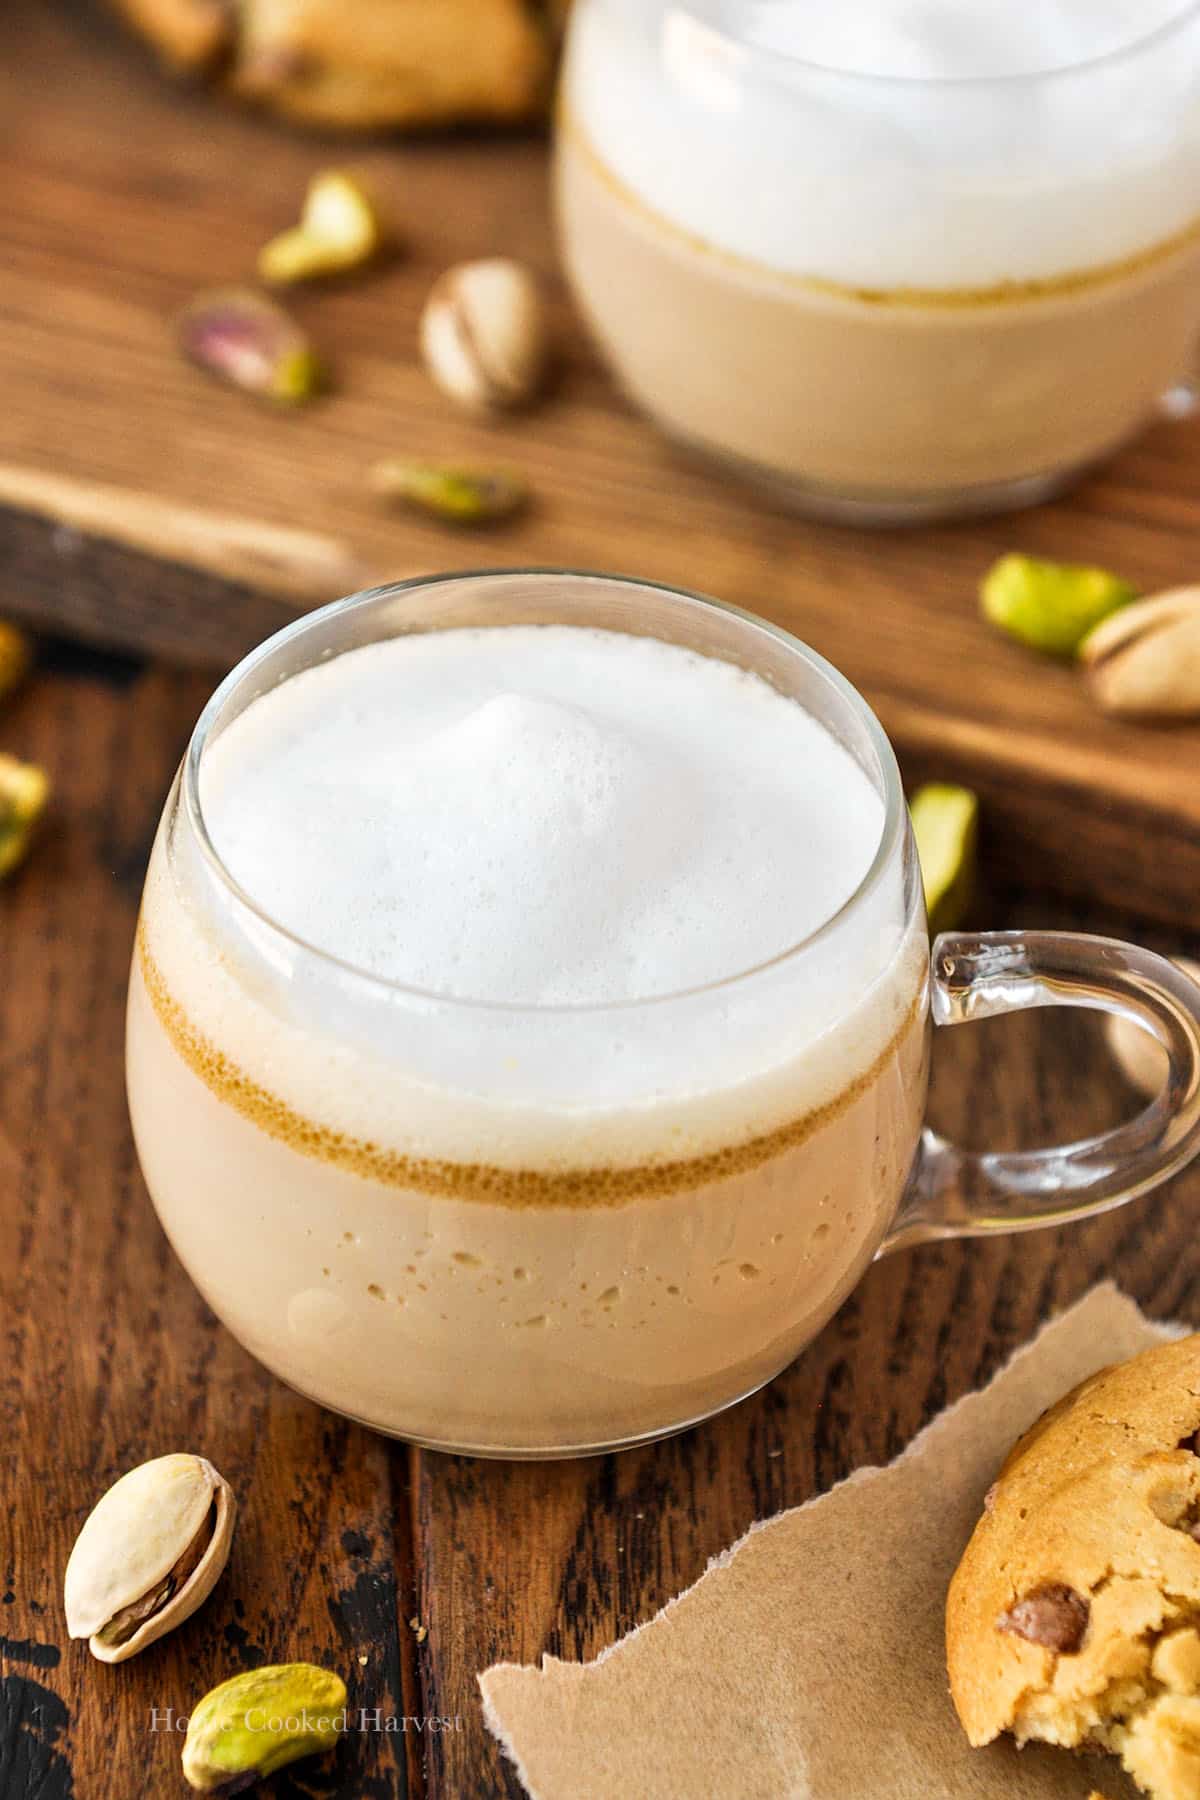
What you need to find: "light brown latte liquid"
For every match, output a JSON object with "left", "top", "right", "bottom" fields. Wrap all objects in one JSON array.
[
  {"left": 127, "top": 911, "right": 929, "bottom": 1454},
  {"left": 557, "top": 114, "right": 1200, "bottom": 504}
]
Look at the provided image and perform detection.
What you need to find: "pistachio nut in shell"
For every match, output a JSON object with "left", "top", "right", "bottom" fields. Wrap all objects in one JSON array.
[
  {"left": 1079, "top": 587, "right": 1200, "bottom": 719},
  {"left": 419, "top": 258, "right": 549, "bottom": 413},
  {"left": 182, "top": 1664, "right": 347, "bottom": 1792},
  {"left": 64, "top": 1453, "right": 235, "bottom": 1663},
  {"left": 1105, "top": 958, "right": 1200, "bottom": 1098},
  {"left": 178, "top": 288, "right": 321, "bottom": 405}
]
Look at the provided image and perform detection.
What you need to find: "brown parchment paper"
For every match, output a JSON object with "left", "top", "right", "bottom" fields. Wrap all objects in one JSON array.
[{"left": 481, "top": 1285, "right": 1181, "bottom": 1800}]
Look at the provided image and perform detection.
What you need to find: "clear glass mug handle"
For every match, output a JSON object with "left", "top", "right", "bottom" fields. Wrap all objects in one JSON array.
[{"left": 882, "top": 932, "right": 1200, "bottom": 1254}]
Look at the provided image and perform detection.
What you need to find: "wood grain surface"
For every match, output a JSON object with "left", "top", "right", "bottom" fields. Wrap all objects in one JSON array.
[
  {"left": 4, "top": 2, "right": 1200, "bottom": 926},
  {"left": 2, "top": 548, "right": 1199, "bottom": 1800},
  {"left": 5, "top": 9, "right": 1200, "bottom": 1798}
]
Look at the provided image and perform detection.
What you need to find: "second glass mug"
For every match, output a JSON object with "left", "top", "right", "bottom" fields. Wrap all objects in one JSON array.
[
  {"left": 126, "top": 571, "right": 1200, "bottom": 1457},
  {"left": 554, "top": 0, "right": 1200, "bottom": 524}
]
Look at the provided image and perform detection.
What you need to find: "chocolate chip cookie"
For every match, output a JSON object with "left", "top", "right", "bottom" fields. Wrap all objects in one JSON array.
[
  {"left": 948, "top": 1333, "right": 1200, "bottom": 1800},
  {"left": 110, "top": 0, "right": 570, "bottom": 130}
]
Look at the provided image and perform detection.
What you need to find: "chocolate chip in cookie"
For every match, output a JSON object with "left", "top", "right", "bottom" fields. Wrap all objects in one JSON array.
[{"left": 996, "top": 1582, "right": 1089, "bottom": 1653}]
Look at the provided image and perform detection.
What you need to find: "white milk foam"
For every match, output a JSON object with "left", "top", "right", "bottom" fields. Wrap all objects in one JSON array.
[
  {"left": 199, "top": 626, "right": 882, "bottom": 1006},
  {"left": 737, "top": 0, "right": 1190, "bottom": 80},
  {"left": 564, "top": 0, "right": 1200, "bottom": 288},
  {"left": 145, "top": 625, "right": 924, "bottom": 1167}
]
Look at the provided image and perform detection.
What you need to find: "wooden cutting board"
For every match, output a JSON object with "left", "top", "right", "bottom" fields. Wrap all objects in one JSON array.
[{"left": 4, "top": 1, "right": 1200, "bottom": 926}]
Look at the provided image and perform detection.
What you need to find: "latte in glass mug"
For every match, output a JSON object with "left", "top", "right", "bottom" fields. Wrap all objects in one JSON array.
[{"left": 126, "top": 573, "right": 1200, "bottom": 1456}]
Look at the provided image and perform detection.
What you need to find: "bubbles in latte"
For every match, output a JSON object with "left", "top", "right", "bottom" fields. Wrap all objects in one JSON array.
[{"left": 200, "top": 626, "right": 885, "bottom": 1005}]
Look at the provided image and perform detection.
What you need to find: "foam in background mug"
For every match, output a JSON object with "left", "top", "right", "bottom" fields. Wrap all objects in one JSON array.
[{"left": 126, "top": 572, "right": 1200, "bottom": 1456}]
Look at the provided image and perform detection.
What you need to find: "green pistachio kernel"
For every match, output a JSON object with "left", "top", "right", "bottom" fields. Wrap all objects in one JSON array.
[
  {"left": 371, "top": 458, "right": 528, "bottom": 526},
  {"left": 0, "top": 754, "right": 49, "bottom": 881},
  {"left": 910, "top": 783, "right": 979, "bottom": 935},
  {"left": 258, "top": 169, "right": 385, "bottom": 286},
  {"left": 182, "top": 1664, "right": 347, "bottom": 1793},
  {"left": 980, "top": 553, "right": 1135, "bottom": 656}
]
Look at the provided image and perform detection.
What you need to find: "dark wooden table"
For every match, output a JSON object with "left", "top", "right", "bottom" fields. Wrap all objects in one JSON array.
[{"left": 1, "top": 550, "right": 1198, "bottom": 1800}]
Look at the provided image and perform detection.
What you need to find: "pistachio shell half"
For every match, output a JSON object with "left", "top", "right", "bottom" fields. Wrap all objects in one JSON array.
[
  {"left": 182, "top": 1663, "right": 347, "bottom": 1792},
  {"left": 64, "top": 1453, "right": 235, "bottom": 1663}
]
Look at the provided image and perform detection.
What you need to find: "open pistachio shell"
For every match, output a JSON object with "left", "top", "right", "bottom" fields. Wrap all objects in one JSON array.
[{"left": 64, "top": 1453, "right": 235, "bottom": 1663}]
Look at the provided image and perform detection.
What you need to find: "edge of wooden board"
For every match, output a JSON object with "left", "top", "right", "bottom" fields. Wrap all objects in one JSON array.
[{"left": 2, "top": 503, "right": 1196, "bottom": 930}]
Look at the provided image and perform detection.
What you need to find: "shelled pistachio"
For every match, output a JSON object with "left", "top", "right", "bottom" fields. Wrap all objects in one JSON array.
[
  {"left": 980, "top": 553, "right": 1135, "bottom": 656},
  {"left": 910, "top": 783, "right": 979, "bottom": 935},
  {"left": 258, "top": 169, "right": 386, "bottom": 285},
  {"left": 371, "top": 457, "right": 528, "bottom": 526},
  {"left": 182, "top": 1664, "right": 347, "bottom": 1792},
  {"left": 0, "top": 755, "right": 49, "bottom": 882}
]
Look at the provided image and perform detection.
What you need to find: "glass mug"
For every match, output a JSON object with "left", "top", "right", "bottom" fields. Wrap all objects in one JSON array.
[
  {"left": 555, "top": 0, "right": 1200, "bottom": 524},
  {"left": 126, "top": 572, "right": 1200, "bottom": 1457}
]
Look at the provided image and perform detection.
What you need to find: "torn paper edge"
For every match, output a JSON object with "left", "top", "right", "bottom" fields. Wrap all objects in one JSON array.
[{"left": 479, "top": 1283, "right": 1185, "bottom": 1794}]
